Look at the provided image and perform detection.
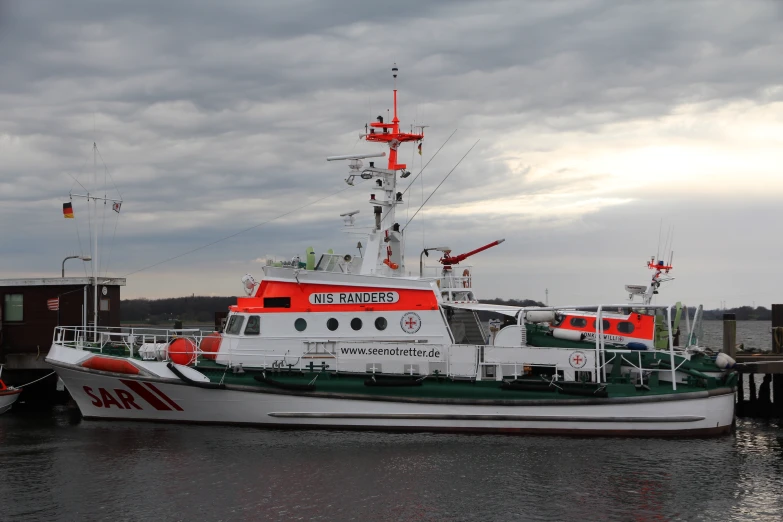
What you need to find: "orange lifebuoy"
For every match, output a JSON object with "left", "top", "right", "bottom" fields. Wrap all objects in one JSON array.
[{"left": 462, "top": 269, "right": 471, "bottom": 288}]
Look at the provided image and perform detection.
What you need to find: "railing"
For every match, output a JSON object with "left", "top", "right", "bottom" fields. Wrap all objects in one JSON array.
[
  {"left": 52, "top": 306, "right": 701, "bottom": 388},
  {"left": 516, "top": 303, "right": 694, "bottom": 391},
  {"left": 54, "top": 325, "right": 209, "bottom": 356},
  {"left": 422, "top": 265, "right": 476, "bottom": 303}
]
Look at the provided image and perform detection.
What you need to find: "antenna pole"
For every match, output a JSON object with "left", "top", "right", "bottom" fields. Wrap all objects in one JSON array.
[{"left": 93, "top": 142, "right": 98, "bottom": 340}]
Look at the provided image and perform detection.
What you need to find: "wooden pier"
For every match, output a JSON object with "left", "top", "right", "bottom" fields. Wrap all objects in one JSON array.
[{"left": 725, "top": 307, "right": 783, "bottom": 418}]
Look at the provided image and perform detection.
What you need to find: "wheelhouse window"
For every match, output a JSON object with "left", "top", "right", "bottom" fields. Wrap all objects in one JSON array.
[
  {"left": 226, "top": 315, "right": 245, "bottom": 335},
  {"left": 617, "top": 321, "right": 635, "bottom": 334},
  {"left": 244, "top": 315, "right": 260, "bottom": 335},
  {"left": 3, "top": 294, "right": 23, "bottom": 321},
  {"left": 264, "top": 297, "right": 291, "bottom": 308},
  {"left": 569, "top": 317, "right": 587, "bottom": 328}
]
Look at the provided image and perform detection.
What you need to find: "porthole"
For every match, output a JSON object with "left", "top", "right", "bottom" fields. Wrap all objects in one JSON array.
[
  {"left": 375, "top": 317, "right": 387, "bottom": 330},
  {"left": 569, "top": 317, "right": 587, "bottom": 328},
  {"left": 294, "top": 318, "right": 307, "bottom": 332},
  {"left": 592, "top": 319, "right": 611, "bottom": 331},
  {"left": 351, "top": 318, "right": 362, "bottom": 331},
  {"left": 327, "top": 318, "right": 339, "bottom": 331},
  {"left": 617, "top": 321, "right": 635, "bottom": 334}
]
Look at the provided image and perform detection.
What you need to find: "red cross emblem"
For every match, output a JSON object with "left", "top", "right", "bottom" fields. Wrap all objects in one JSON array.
[
  {"left": 400, "top": 312, "right": 422, "bottom": 334},
  {"left": 569, "top": 351, "right": 587, "bottom": 369}
]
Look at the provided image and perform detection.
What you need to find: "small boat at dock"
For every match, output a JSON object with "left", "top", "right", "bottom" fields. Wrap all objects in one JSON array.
[{"left": 0, "top": 366, "right": 22, "bottom": 414}]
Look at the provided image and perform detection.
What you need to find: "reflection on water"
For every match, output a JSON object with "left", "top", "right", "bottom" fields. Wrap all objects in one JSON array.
[{"left": 1, "top": 409, "right": 782, "bottom": 521}]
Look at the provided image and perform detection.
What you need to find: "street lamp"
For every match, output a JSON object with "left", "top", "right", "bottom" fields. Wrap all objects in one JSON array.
[
  {"left": 62, "top": 255, "right": 92, "bottom": 277},
  {"left": 420, "top": 246, "right": 450, "bottom": 277}
]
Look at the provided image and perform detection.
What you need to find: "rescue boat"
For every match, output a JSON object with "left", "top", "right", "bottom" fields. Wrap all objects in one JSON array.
[
  {"left": 0, "top": 366, "right": 22, "bottom": 414},
  {"left": 46, "top": 65, "right": 737, "bottom": 436},
  {"left": 519, "top": 255, "right": 696, "bottom": 353}
]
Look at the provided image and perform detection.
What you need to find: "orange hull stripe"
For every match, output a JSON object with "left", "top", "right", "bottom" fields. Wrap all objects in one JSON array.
[{"left": 230, "top": 281, "right": 438, "bottom": 313}]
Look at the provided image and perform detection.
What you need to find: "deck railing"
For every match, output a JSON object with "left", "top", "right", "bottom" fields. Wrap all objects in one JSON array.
[
  {"left": 52, "top": 303, "right": 700, "bottom": 388},
  {"left": 515, "top": 303, "right": 695, "bottom": 391}
]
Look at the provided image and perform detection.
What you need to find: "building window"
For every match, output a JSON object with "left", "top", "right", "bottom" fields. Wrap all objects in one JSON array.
[
  {"left": 264, "top": 297, "right": 291, "bottom": 308},
  {"left": 295, "top": 318, "right": 307, "bottom": 332},
  {"left": 375, "top": 317, "right": 387, "bottom": 331},
  {"left": 226, "top": 315, "right": 245, "bottom": 335},
  {"left": 3, "top": 294, "right": 23, "bottom": 321},
  {"left": 327, "top": 318, "right": 339, "bottom": 331},
  {"left": 351, "top": 318, "right": 362, "bottom": 331},
  {"left": 569, "top": 317, "right": 587, "bottom": 328},
  {"left": 616, "top": 321, "right": 635, "bottom": 334},
  {"left": 245, "top": 315, "right": 260, "bottom": 335},
  {"left": 100, "top": 299, "right": 110, "bottom": 312}
]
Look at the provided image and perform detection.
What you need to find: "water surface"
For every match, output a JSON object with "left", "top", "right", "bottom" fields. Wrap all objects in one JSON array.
[{"left": 1, "top": 408, "right": 782, "bottom": 521}]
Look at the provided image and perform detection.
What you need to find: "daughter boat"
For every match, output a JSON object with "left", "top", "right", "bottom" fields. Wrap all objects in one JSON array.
[{"left": 46, "top": 66, "right": 737, "bottom": 436}]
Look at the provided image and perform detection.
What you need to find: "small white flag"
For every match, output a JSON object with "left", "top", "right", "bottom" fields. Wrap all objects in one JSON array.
[{"left": 112, "top": 202, "right": 122, "bottom": 213}]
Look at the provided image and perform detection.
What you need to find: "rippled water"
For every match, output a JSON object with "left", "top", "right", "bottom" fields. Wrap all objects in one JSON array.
[
  {"left": 701, "top": 320, "right": 772, "bottom": 352},
  {"left": 1, "top": 409, "right": 782, "bottom": 521}
]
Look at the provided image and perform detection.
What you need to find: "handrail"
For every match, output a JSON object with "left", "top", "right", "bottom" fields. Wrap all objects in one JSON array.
[{"left": 51, "top": 312, "right": 695, "bottom": 387}]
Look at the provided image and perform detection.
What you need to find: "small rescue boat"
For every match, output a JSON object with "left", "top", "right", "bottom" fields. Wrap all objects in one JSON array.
[{"left": 0, "top": 366, "right": 22, "bottom": 415}]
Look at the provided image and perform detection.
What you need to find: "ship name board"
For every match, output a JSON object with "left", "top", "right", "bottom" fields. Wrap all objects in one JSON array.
[{"left": 309, "top": 291, "right": 399, "bottom": 305}]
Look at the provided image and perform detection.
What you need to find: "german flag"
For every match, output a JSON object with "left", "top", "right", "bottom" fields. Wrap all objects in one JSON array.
[{"left": 63, "top": 202, "right": 74, "bottom": 219}]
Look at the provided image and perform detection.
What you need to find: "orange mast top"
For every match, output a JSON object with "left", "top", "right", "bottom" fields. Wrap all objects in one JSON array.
[{"left": 365, "top": 63, "right": 423, "bottom": 171}]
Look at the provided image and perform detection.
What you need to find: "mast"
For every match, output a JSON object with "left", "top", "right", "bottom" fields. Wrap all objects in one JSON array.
[
  {"left": 327, "top": 65, "right": 424, "bottom": 276},
  {"left": 362, "top": 64, "right": 424, "bottom": 275},
  {"left": 93, "top": 142, "right": 98, "bottom": 339}
]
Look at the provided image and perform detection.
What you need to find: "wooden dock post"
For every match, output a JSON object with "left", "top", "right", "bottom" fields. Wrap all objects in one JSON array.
[
  {"left": 772, "top": 304, "right": 783, "bottom": 354},
  {"left": 774, "top": 374, "right": 783, "bottom": 416},
  {"left": 723, "top": 313, "right": 737, "bottom": 358}
]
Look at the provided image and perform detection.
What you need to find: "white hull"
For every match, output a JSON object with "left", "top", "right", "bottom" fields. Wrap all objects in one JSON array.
[
  {"left": 0, "top": 389, "right": 22, "bottom": 414},
  {"left": 51, "top": 363, "right": 735, "bottom": 437}
]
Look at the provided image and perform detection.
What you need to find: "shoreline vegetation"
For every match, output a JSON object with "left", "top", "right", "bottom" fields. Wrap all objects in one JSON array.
[{"left": 120, "top": 296, "right": 774, "bottom": 325}]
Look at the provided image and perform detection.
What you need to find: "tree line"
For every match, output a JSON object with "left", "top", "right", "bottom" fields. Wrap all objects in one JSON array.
[{"left": 121, "top": 296, "right": 235, "bottom": 324}]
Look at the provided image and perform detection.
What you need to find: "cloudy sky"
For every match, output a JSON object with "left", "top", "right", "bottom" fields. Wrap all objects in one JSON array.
[{"left": 1, "top": 0, "right": 782, "bottom": 308}]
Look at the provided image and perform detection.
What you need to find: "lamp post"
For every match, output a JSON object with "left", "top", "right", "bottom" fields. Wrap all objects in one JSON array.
[
  {"left": 419, "top": 246, "right": 450, "bottom": 277},
  {"left": 62, "top": 255, "right": 92, "bottom": 278}
]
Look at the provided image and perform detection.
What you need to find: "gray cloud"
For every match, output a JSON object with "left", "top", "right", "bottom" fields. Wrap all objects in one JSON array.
[{"left": 1, "top": 0, "right": 782, "bottom": 306}]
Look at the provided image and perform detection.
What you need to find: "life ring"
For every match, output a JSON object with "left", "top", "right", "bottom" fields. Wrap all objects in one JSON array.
[{"left": 462, "top": 269, "right": 471, "bottom": 288}]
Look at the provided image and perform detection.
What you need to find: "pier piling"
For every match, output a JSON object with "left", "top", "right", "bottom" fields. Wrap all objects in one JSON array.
[
  {"left": 734, "top": 305, "right": 783, "bottom": 418},
  {"left": 773, "top": 304, "right": 783, "bottom": 354},
  {"left": 723, "top": 313, "right": 737, "bottom": 358}
]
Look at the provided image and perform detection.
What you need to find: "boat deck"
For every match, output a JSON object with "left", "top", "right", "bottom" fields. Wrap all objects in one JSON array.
[{"left": 78, "top": 345, "right": 734, "bottom": 401}]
